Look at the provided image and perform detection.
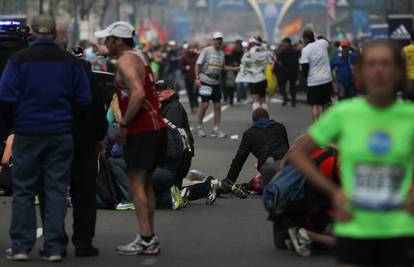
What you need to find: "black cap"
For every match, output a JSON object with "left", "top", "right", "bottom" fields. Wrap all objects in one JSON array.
[{"left": 155, "top": 80, "right": 175, "bottom": 91}]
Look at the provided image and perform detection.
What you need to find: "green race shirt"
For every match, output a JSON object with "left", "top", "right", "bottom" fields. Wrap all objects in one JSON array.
[{"left": 309, "top": 97, "right": 414, "bottom": 239}]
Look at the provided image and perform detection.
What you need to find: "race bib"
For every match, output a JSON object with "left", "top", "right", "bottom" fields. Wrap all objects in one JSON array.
[
  {"left": 199, "top": 85, "right": 213, "bottom": 96},
  {"left": 352, "top": 164, "right": 404, "bottom": 211}
]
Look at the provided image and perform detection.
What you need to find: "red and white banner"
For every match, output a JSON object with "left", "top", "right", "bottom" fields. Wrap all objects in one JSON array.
[{"left": 327, "top": 0, "right": 336, "bottom": 20}]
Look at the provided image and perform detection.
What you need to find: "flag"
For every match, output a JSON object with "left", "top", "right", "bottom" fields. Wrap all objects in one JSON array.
[
  {"left": 327, "top": 0, "right": 335, "bottom": 19},
  {"left": 282, "top": 18, "right": 302, "bottom": 37}
]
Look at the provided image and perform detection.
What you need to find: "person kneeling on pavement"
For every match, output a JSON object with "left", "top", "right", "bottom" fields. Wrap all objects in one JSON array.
[{"left": 222, "top": 108, "right": 289, "bottom": 198}]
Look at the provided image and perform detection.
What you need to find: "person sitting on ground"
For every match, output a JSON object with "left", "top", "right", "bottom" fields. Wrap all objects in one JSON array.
[{"left": 222, "top": 108, "right": 289, "bottom": 198}]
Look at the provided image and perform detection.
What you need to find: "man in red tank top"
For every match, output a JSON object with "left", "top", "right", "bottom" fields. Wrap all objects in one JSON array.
[{"left": 95, "top": 21, "right": 166, "bottom": 256}]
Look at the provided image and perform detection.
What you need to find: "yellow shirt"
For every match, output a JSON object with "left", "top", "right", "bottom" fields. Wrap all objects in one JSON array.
[{"left": 403, "top": 44, "right": 414, "bottom": 80}]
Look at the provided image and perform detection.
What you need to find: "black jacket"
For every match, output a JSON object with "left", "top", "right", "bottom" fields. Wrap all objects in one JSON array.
[
  {"left": 160, "top": 93, "right": 194, "bottom": 155},
  {"left": 226, "top": 122, "right": 289, "bottom": 182},
  {"left": 73, "top": 61, "right": 108, "bottom": 155}
]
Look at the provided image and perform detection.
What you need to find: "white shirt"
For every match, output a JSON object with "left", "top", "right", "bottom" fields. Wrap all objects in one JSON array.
[
  {"left": 236, "top": 45, "right": 274, "bottom": 83},
  {"left": 196, "top": 46, "right": 224, "bottom": 85},
  {"left": 299, "top": 39, "right": 332, "bottom": 87}
]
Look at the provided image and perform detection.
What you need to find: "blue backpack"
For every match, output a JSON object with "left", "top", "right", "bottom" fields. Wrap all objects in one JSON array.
[{"left": 262, "top": 150, "right": 337, "bottom": 217}]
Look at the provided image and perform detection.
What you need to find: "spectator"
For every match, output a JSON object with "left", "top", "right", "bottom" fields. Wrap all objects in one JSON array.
[
  {"left": 0, "top": 15, "right": 91, "bottom": 262},
  {"left": 331, "top": 40, "right": 357, "bottom": 100},
  {"left": 300, "top": 29, "right": 333, "bottom": 121},
  {"left": 278, "top": 38, "right": 300, "bottom": 107},
  {"left": 165, "top": 40, "right": 181, "bottom": 89},
  {"left": 402, "top": 31, "right": 414, "bottom": 100},
  {"left": 180, "top": 44, "right": 199, "bottom": 113}
]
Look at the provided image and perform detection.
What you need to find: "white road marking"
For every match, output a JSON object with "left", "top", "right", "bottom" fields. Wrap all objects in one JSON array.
[{"left": 203, "top": 104, "right": 230, "bottom": 123}]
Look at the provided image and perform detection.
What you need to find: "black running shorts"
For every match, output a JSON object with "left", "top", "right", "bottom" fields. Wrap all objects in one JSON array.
[
  {"left": 200, "top": 82, "right": 222, "bottom": 103},
  {"left": 249, "top": 80, "right": 267, "bottom": 98},
  {"left": 337, "top": 237, "right": 414, "bottom": 267},
  {"left": 307, "top": 82, "right": 332, "bottom": 106},
  {"left": 124, "top": 129, "right": 167, "bottom": 173}
]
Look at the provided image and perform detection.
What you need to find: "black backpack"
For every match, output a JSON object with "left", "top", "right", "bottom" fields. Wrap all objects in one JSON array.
[
  {"left": 164, "top": 119, "right": 192, "bottom": 161},
  {"left": 96, "top": 155, "right": 120, "bottom": 209}
]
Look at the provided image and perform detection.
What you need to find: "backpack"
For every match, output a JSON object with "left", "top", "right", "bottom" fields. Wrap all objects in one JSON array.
[
  {"left": 262, "top": 149, "right": 337, "bottom": 217},
  {"left": 96, "top": 155, "right": 120, "bottom": 209},
  {"left": 164, "top": 119, "right": 192, "bottom": 161}
]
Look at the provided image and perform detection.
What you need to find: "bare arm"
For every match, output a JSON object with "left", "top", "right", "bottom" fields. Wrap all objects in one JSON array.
[
  {"left": 195, "top": 64, "right": 201, "bottom": 79},
  {"left": 224, "top": 65, "right": 240, "bottom": 72},
  {"left": 118, "top": 54, "right": 146, "bottom": 126},
  {"left": 289, "top": 134, "right": 339, "bottom": 197},
  {"left": 1, "top": 134, "right": 14, "bottom": 166}
]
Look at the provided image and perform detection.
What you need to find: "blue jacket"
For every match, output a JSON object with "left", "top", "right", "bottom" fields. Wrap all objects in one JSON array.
[
  {"left": 331, "top": 51, "right": 357, "bottom": 87},
  {"left": 0, "top": 38, "right": 91, "bottom": 135}
]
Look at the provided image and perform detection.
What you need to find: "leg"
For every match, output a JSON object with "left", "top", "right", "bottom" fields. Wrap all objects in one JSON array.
[
  {"left": 9, "top": 135, "right": 42, "bottom": 254},
  {"left": 289, "top": 76, "right": 297, "bottom": 106},
  {"left": 128, "top": 169, "right": 153, "bottom": 236},
  {"left": 303, "top": 229, "right": 336, "bottom": 247},
  {"left": 42, "top": 134, "right": 73, "bottom": 256},
  {"left": 311, "top": 105, "right": 320, "bottom": 121},
  {"left": 110, "top": 158, "right": 133, "bottom": 203},
  {"left": 144, "top": 174, "right": 156, "bottom": 232},
  {"left": 213, "top": 101, "right": 222, "bottom": 128},
  {"left": 229, "top": 86, "right": 235, "bottom": 105},
  {"left": 187, "top": 177, "right": 212, "bottom": 201},
  {"left": 198, "top": 101, "right": 210, "bottom": 127},
  {"left": 70, "top": 153, "right": 98, "bottom": 248},
  {"left": 151, "top": 167, "right": 175, "bottom": 208}
]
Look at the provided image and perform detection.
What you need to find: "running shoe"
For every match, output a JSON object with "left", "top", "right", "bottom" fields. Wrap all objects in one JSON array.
[
  {"left": 206, "top": 178, "right": 219, "bottom": 205},
  {"left": 180, "top": 187, "right": 190, "bottom": 206},
  {"left": 211, "top": 129, "right": 227, "bottom": 139},
  {"left": 117, "top": 235, "right": 144, "bottom": 255},
  {"left": 116, "top": 203, "right": 135, "bottom": 211},
  {"left": 43, "top": 255, "right": 63, "bottom": 262},
  {"left": 6, "top": 248, "right": 29, "bottom": 261},
  {"left": 171, "top": 186, "right": 186, "bottom": 210},
  {"left": 197, "top": 129, "right": 207, "bottom": 138},
  {"left": 117, "top": 235, "right": 160, "bottom": 256},
  {"left": 231, "top": 183, "right": 249, "bottom": 199},
  {"left": 287, "top": 227, "right": 312, "bottom": 257}
]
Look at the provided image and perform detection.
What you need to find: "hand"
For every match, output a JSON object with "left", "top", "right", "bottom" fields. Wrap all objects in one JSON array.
[
  {"left": 332, "top": 189, "right": 353, "bottom": 222},
  {"left": 96, "top": 141, "right": 106, "bottom": 155},
  {"left": 195, "top": 79, "right": 201, "bottom": 89},
  {"left": 404, "top": 187, "right": 414, "bottom": 214},
  {"left": 115, "top": 126, "right": 128, "bottom": 144},
  {"left": 185, "top": 65, "right": 190, "bottom": 71}
]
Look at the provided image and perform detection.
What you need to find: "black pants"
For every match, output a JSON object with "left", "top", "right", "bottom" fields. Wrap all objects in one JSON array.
[
  {"left": 185, "top": 78, "right": 199, "bottom": 110},
  {"left": 279, "top": 74, "right": 297, "bottom": 105},
  {"left": 70, "top": 152, "right": 98, "bottom": 247},
  {"left": 39, "top": 152, "right": 98, "bottom": 247},
  {"left": 187, "top": 176, "right": 213, "bottom": 201},
  {"left": 223, "top": 86, "right": 235, "bottom": 105}
]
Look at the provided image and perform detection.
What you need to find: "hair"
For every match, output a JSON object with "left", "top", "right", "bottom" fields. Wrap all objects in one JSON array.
[
  {"left": 121, "top": 38, "right": 135, "bottom": 48},
  {"left": 252, "top": 108, "right": 269, "bottom": 122},
  {"left": 356, "top": 40, "right": 407, "bottom": 94},
  {"left": 334, "top": 40, "right": 340, "bottom": 48},
  {"left": 411, "top": 31, "right": 414, "bottom": 42},
  {"left": 302, "top": 29, "right": 315, "bottom": 42},
  {"left": 283, "top": 37, "right": 292, "bottom": 45}
]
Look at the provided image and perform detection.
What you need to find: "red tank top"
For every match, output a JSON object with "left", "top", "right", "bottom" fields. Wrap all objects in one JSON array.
[{"left": 116, "top": 50, "right": 165, "bottom": 134}]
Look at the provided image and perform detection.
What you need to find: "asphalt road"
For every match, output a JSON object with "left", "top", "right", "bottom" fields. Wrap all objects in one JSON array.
[{"left": 0, "top": 95, "right": 336, "bottom": 267}]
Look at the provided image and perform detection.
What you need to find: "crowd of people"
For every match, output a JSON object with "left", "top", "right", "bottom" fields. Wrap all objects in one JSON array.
[{"left": 0, "top": 13, "right": 414, "bottom": 267}]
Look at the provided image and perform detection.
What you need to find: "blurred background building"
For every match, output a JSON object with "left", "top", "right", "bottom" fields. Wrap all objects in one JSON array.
[{"left": 0, "top": 0, "right": 414, "bottom": 46}]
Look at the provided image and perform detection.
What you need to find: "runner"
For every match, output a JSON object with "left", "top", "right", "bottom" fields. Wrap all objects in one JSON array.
[
  {"left": 236, "top": 36, "right": 274, "bottom": 110},
  {"left": 299, "top": 29, "right": 333, "bottom": 121},
  {"left": 290, "top": 40, "right": 414, "bottom": 267},
  {"left": 95, "top": 21, "right": 167, "bottom": 256},
  {"left": 402, "top": 30, "right": 414, "bottom": 100},
  {"left": 195, "top": 32, "right": 239, "bottom": 138}
]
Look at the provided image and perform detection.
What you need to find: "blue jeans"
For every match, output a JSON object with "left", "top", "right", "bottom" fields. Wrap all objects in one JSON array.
[
  {"left": 236, "top": 82, "right": 247, "bottom": 102},
  {"left": 10, "top": 134, "right": 73, "bottom": 255}
]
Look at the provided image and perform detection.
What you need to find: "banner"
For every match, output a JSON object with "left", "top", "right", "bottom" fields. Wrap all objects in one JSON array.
[
  {"left": 327, "top": 0, "right": 335, "bottom": 19},
  {"left": 212, "top": 0, "right": 251, "bottom": 12},
  {"left": 257, "top": 0, "right": 284, "bottom": 43},
  {"left": 370, "top": 24, "right": 389, "bottom": 40},
  {"left": 352, "top": 9, "right": 370, "bottom": 39},
  {"left": 388, "top": 15, "right": 413, "bottom": 42},
  {"left": 281, "top": 18, "right": 302, "bottom": 37},
  {"left": 188, "top": 0, "right": 210, "bottom": 10},
  {"left": 172, "top": 14, "right": 190, "bottom": 41}
]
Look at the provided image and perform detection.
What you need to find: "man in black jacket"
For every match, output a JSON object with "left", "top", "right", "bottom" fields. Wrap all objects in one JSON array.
[
  {"left": 69, "top": 47, "right": 108, "bottom": 256},
  {"left": 222, "top": 108, "right": 289, "bottom": 194},
  {"left": 278, "top": 38, "right": 300, "bottom": 107}
]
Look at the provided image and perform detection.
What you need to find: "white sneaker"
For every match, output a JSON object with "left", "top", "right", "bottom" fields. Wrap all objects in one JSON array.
[
  {"left": 287, "top": 227, "right": 312, "bottom": 257},
  {"left": 197, "top": 129, "right": 207, "bottom": 138},
  {"left": 117, "top": 234, "right": 144, "bottom": 255},
  {"left": 206, "top": 179, "right": 219, "bottom": 205},
  {"left": 6, "top": 248, "right": 29, "bottom": 261},
  {"left": 211, "top": 130, "right": 227, "bottom": 139},
  {"left": 43, "top": 255, "right": 63, "bottom": 262}
]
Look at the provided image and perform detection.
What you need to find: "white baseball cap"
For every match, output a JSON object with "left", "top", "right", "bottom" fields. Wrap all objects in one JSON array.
[
  {"left": 95, "top": 21, "right": 135, "bottom": 39},
  {"left": 212, "top": 32, "right": 224, "bottom": 39}
]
